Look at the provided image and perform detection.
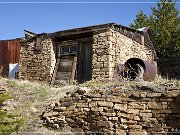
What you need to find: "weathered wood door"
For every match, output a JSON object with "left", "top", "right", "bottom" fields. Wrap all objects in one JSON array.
[{"left": 77, "top": 41, "right": 92, "bottom": 83}]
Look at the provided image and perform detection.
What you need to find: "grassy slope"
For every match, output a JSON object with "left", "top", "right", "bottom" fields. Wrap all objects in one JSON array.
[
  {"left": 0, "top": 76, "right": 179, "bottom": 134},
  {"left": 0, "top": 78, "right": 75, "bottom": 134}
]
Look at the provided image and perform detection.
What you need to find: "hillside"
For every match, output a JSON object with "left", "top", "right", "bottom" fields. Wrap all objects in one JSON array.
[{"left": 0, "top": 77, "right": 179, "bottom": 134}]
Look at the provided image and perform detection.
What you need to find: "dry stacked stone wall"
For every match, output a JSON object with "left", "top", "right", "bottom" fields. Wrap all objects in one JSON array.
[
  {"left": 92, "top": 30, "right": 111, "bottom": 80},
  {"left": 92, "top": 29, "right": 155, "bottom": 80},
  {"left": 42, "top": 87, "right": 180, "bottom": 134},
  {"left": 18, "top": 38, "right": 56, "bottom": 84}
]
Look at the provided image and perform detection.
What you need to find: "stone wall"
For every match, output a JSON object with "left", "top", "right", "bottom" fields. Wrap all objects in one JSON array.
[
  {"left": 18, "top": 38, "right": 56, "bottom": 84},
  {"left": 19, "top": 27, "right": 155, "bottom": 83},
  {"left": 92, "top": 28, "right": 155, "bottom": 80},
  {"left": 92, "top": 30, "right": 111, "bottom": 80},
  {"left": 42, "top": 87, "right": 180, "bottom": 134}
]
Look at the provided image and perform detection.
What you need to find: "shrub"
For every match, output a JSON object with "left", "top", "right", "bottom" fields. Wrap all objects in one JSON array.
[{"left": 0, "top": 92, "right": 24, "bottom": 134}]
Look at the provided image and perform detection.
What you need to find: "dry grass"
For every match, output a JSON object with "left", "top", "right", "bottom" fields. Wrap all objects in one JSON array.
[
  {"left": 82, "top": 76, "right": 180, "bottom": 93},
  {"left": 0, "top": 78, "right": 76, "bottom": 134}
]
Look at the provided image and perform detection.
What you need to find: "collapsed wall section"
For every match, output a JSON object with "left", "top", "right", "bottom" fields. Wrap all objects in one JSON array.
[{"left": 18, "top": 38, "right": 56, "bottom": 84}]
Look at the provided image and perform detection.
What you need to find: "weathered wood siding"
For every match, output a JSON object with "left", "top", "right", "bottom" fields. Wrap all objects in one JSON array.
[
  {"left": 0, "top": 40, "right": 20, "bottom": 77},
  {"left": 77, "top": 41, "right": 92, "bottom": 83}
]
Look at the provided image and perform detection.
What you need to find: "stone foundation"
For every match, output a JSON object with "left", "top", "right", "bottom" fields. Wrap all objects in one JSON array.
[{"left": 42, "top": 87, "right": 180, "bottom": 134}]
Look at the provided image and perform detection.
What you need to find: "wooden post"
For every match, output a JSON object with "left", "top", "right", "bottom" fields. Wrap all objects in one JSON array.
[
  {"left": 50, "top": 58, "right": 60, "bottom": 86},
  {"left": 69, "top": 57, "right": 77, "bottom": 84}
]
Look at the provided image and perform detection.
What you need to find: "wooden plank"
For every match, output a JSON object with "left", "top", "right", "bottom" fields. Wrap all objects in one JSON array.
[
  {"left": 56, "top": 76, "right": 71, "bottom": 80},
  {"left": 56, "top": 72, "right": 72, "bottom": 76},
  {"left": 50, "top": 59, "right": 60, "bottom": 86},
  {"left": 55, "top": 72, "right": 71, "bottom": 80},
  {"left": 69, "top": 57, "right": 77, "bottom": 84},
  {"left": 58, "top": 67, "right": 72, "bottom": 72},
  {"left": 59, "top": 61, "right": 73, "bottom": 67}
]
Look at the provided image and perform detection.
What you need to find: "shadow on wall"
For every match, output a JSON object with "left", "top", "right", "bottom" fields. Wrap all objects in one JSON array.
[
  {"left": 165, "top": 94, "right": 180, "bottom": 133},
  {"left": 158, "top": 56, "right": 180, "bottom": 79}
]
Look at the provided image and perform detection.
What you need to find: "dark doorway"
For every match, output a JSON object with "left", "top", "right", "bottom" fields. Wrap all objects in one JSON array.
[{"left": 77, "top": 41, "right": 92, "bottom": 83}]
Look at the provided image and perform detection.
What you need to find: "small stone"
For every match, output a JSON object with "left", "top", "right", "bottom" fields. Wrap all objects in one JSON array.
[
  {"left": 97, "top": 101, "right": 113, "bottom": 107},
  {"left": 100, "top": 112, "right": 116, "bottom": 116},
  {"left": 76, "top": 87, "right": 91, "bottom": 95},
  {"left": 129, "top": 125, "right": 142, "bottom": 130},
  {"left": 139, "top": 92, "right": 147, "bottom": 98},
  {"left": 127, "top": 109, "right": 139, "bottom": 114},
  {"left": 53, "top": 124, "right": 59, "bottom": 129},
  {"left": 139, "top": 112, "right": 152, "bottom": 118},
  {"left": 117, "top": 124, "right": 128, "bottom": 129},
  {"left": 114, "top": 103, "right": 127, "bottom": 111},
  {"left": 165, "top": 91, "right": 180, "bottom": 97},
  {"left": 97, "top": 121, "right": 113, "bottom": 128},
  {"left": 147, "top": 93, "right": 161, "bottom": 97},
  {"left": 134, "top": 116, "right": 140, "bottom": 121},
  {"left": 65, "top": 118, "right": 75, "bottom": 123},
  {"left": 63, "top": 96, "right": 72, "bottom": 102},
  {"left": 83, "top": 108, "right": 90, "bottom": 111},
  {"left": 43, "top": 112, "right": 59, "bottom": 117},
  {"left": 62, "top": 101, "right": 74, "bottom": 107},
  {"left": 131, "top": 92, "right": 140, "bottom": 98},
  {"left": 120, "top": 118, "right": 137, "bottom": 124},
  {"left": 30, "top": 106, "right": 38, "bottom": 113},
  {"left": 115, "top": 129, "right": 126, "bottom": 135},
  {"left": 128, "top": 102, "right": 145, "bottom": 110},
  {"left": 71, "top": 128, "right": 85, "bottom": 135},
  {"left": 54, "top": 107, "right": 66, "bottom": 112},
  {"left": 129, "top": 130, "right": 147, "bottom": 135},
  {"left": 76, "top": 103, "right": 88, "bottom": 108},
  {"left": 1, "top": 105, "right": 14, "bottom": 111},
  {"left": 66, "top": 106, "right": 75, "bottom": 111},
  {"left": 91, "top": 107, "right": 103, "bottom": 112},
  {"left": 147, "top": 102, "right": 167, "bottom": 110},
  {"left": 109, "top": 117, "right": 118, "bottom": 121},
  {"left": 46, "top": 117, "right": 53, "bottom": 124}
]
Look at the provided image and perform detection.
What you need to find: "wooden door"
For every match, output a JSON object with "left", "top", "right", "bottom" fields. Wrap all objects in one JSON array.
[{"left": 77, "top": 41, "right": 92, "bottom": 83}]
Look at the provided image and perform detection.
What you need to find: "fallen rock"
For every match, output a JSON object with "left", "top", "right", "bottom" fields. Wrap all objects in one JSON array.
[{"left": 30, "top": 106, "right": 38, "bottom": 113}]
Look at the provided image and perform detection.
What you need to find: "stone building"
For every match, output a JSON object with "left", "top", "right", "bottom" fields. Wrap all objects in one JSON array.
[{"left": 18, "top": 23, "right": 157, "bottom": 85}]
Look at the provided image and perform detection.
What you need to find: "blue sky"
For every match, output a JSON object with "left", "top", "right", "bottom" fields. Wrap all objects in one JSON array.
[{"left": 0, "top": 0, "right": 179, "bottom": 40}]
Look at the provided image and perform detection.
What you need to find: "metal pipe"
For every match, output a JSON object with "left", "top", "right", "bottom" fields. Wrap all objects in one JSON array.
[{"left": 118, "top": 58, "right": 157, "bottom": 81}]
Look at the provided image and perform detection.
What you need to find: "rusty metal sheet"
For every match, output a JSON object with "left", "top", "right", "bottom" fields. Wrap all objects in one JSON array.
[
  {"left": 0, "top": 41, "right": 9, "bottom": 77},
  {"left": 8, "top": 40, "right": 21, "bottom": 63},
  {"left": 0, "top": 39, "right": 20, "bottom": 77},
  {"left": 143, "top": 60, "right": 157, "bottom": 81}
]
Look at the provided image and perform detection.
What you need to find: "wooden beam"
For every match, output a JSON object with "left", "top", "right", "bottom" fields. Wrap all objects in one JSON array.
[
  {"left": 50, "top": 58, "right": 60, "bottom": 86},
  {"left": 69, "top": 56, "right": 77, "bottom": 84}
]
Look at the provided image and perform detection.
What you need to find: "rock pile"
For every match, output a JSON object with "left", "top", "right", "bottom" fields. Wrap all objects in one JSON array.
[{"left": 42, "top": 86, "right": 180, "bottom": 134}]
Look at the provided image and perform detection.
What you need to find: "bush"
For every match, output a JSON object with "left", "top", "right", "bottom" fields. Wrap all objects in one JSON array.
[{"left": 0, "top": 92, "right": 24, "bottom": 134}]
